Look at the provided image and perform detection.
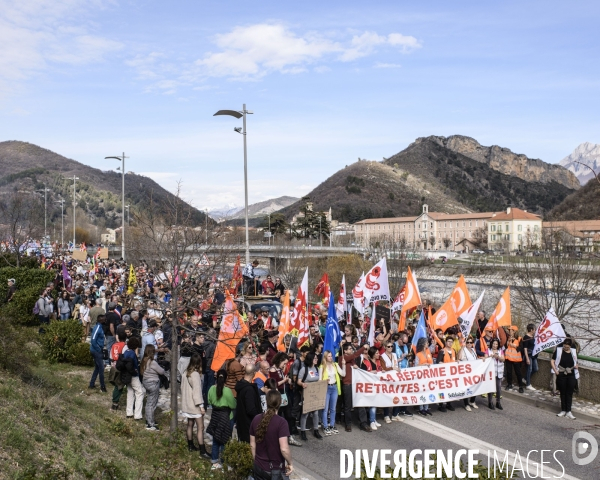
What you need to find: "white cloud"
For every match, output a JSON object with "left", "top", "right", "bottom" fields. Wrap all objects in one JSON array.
[
  {"left": 0, "top": 0, "right": 121, "bottom": 95},
  {"left": 188, "top": 24, "right": 420, "bottom": 81},
  {"left": 374, "top": 62, "right": 402, "bottom": 69}
]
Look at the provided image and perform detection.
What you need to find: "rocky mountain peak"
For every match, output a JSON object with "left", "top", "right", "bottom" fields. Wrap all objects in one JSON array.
[{"left": 559, "top": 142, "right": 600, "bottom": 185}]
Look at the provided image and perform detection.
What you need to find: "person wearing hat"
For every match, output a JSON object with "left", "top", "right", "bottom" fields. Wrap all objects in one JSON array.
[
  {"left": 260, "top": 306, "right": 278, "bottom": 330},
  {"left": 504, "top": 326, "right": 524, "bottom": 393},
  {"left": 6, "top": 278, "right": 16, "bottom": 304},
  {"left": 141, "top": 319, "right": 159, "bottom": 361},
  {"left": 261, "top": 330, "right": 279, "bottom": 365}
]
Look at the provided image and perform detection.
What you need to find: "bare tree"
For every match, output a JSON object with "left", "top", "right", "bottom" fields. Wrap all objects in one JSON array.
[
  {"left": 428, "top": 235, "right": 436, "bottom": 250},
  {"left": 0, "top": 191, "right": 44, "bottom": 267},
  {"left": 442, "top": 237, "right": 452, "bottom": 250}
]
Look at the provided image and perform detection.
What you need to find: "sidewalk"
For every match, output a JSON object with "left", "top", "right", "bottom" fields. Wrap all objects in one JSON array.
[{"left": 502, "top": 385, "right": 600, "bottom": 424}]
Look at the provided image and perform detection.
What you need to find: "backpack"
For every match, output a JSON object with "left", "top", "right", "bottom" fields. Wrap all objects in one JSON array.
[
  {"left": 33, "top": 300, "right": 40, "bottom": 315},
  {"left": 115, "top": 353, "right": 127, "bottom": 372}
]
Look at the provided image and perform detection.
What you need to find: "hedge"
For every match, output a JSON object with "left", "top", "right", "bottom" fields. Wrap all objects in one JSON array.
[
  {"left": 0, "top": 267, "right": 56, "bottom": 325},
  {"left": 40, "top": 319, "right": 85, "bottom": 363}
]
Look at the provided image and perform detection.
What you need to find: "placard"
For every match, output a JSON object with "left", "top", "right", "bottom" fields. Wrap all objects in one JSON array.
[
  {"left": 99, "top": 247, "right": 109, "bottom": 259},
  {"left": 302, "top": 380, "right": 328, "bottom": 414},
  {"left": 72, "top": 250, "right": 87, "bottom": 261}
]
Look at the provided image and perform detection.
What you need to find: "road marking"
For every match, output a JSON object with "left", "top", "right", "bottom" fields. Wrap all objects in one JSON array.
[{"left": 408, "top": 416, "right": 580, "bottom": 480}]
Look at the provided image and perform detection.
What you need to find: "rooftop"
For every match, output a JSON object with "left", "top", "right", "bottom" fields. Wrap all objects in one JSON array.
[{"left": 490, "top": 207, "right": 540, "bottom": 221}]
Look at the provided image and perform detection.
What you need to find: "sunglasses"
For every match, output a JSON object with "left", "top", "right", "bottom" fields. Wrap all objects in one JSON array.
[
  {"left": 386, "top": 345, "right": 393, "bottom": 348},
  {"left": 466, "top": 341, "right": 474, "bottom": 344}
]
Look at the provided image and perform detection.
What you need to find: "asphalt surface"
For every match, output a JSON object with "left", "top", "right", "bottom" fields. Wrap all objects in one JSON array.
[{"left": 291, "top": 395, "right": 600, "bottom": 480}]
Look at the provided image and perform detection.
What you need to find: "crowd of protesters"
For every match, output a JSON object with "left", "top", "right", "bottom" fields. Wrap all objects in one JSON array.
[{"left": 29, "top": 253, "right": 580, "bottom": 478}]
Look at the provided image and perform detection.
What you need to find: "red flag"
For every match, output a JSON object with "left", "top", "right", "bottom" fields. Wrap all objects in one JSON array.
[
  {"left": 314, "top": 273, "right": 330, "bottom": 306},
  {"left": 291, "top": 269, "right": 309, "bottom": 347},
  {"left": 229, "top": 255, "right": 242, "bottom": 295}
]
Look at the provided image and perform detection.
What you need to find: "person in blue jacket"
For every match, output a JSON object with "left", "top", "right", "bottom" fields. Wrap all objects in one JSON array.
[{"left": 89, "top": 314, "right": 107, "bottom": 392}]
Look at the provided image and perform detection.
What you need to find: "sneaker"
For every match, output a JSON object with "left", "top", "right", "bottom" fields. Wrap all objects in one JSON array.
[
  {"left": 465, "top": 405, "right": 472, "bottom": 412},
  {"left": 211, "top": 463, "right": 222, "bottom": 471},
  {"left": 375, "top": 421, "right": 382, "bottom": 427},
  {"left": 330, "top": 427, "right": 339, "bottom": 434},
  {"left": 359, "top": 423, "right": 372, "bottom": 433},
  {"left": 384, "top": 416, "right": 392, "bottom": 424},
  {"left": 404, "top": 411, "right": 414, "bottom": 417},
  {"left": 369, "top": 422, "right": 378, "bottom": 431},
  {"left": 418, "top": 410, "right": 427, "bottom": 417},
  {"left": 345, "top": 425, "right": 352, "bottom": 432},
  {"left": 314, "top": 429, "right": 323, "bottom": 439},
  {"left": 391, "top": 415, "right": 404, "bottom": 422},
  {"left": 505, "top": 385, "right": 512, "bottom": 391},
  {"left": 557, "top": 411, "right": 566, "bottom": 417},
  {"left": 288, "top": 435, "right": 302, "bottom": 446},
  {"left": 471, "top": 403, "right": 478, "bottom": 409},
  {"left": 566, "top": 412, "right": 576, "bottom": 420},
  {"left": 518, "top": 387, "right": 524, "bottom": 394},
  {"left": 526, "top": 385, "right": 536, "bottom": 391},
  {"left": 100, "top": 387, "right": 107, "bottom": 393},
  {"left": 323, "top": 427, "right": 332, "bottom": 436},
  {"left": 521, "top": 378, "right": 527, "bottom": 385},
  {"left": 146, "top": 424, "right": 158, "bottom": 431},
  {"left": 425, "top": 410, "right": 433, "bottom": 416},
  {"left": 481, "top": 393, "right": 487, "bottom": 398}
]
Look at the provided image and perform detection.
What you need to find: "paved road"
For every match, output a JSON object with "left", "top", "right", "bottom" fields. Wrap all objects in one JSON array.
[{"left": 291, "top": 396, "right": 600, "bottom": 480}]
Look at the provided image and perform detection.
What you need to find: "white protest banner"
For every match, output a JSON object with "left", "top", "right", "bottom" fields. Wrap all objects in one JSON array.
[
  {"left": 363, "top": 257, "right": 390, "bottom": 304},
  {"left": 352, "top": 359, "right": 495, "bottom": 407},
  {"left": 533, "top": 308, "right": 566, "bottom": 356},
  {"left": 458, "top": 291, "right": 485, "bottom": 339}
]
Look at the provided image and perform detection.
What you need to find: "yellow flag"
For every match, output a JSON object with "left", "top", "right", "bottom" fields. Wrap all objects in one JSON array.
[{"left": 127, "top": 264, "right": 136, "bottom": 294}]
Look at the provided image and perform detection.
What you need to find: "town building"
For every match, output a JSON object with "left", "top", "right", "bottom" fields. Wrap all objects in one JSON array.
[
  {"left": 542, "top": 220, "right": 600, "bottom": 252},
  {"left": 354, "top": 205, "right": 543, "bottom": 252}
]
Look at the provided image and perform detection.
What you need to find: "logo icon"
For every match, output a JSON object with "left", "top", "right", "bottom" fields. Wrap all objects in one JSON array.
[
  {"left": 466, "top": 389, "right": 473, "bottom": 396},
  {"left": 393, "top": 396, "right": 400, "bottom": 405},
  {"left": 429, "top": 394, "right": 436, "bottom": 402},
  {"left": 420, "top": 395, "right": 426, "bottom": 403},
  {"left": 572, "top": 431, "right": 598, "bottom": 466},
  {"left": 435, "top": 310, "right": 448, "bottom": 327},
  {"left": 438, "top": 393, "right": 445, "bottom": 400}
]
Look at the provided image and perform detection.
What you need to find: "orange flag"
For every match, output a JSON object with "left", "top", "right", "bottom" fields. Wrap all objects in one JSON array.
[
  {"left": 431, "top": 297, "right": 459, "bottom": 332},
  {"left": 488, "top": 287, "right": 512, "bottom": 330},
  {"left": 211, "top": 291, "right": 249, "bottom": 372},
  {"left": 449, "top": 275, "right": 472, "bottom": 317},
  {"left": 400, "top": 267, "right": 421, "bottom": 320},
  {"left": 277, "top": 290, "right": 291, "bottom": 352},
  {"left": 428, "top": 306, "right": 445, "bottom": 349}
]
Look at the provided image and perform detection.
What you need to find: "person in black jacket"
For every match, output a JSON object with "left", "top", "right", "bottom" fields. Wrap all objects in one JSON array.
[
  {"left": 202, "top": 330, "right": 217, "bottom": 405},
  {"left": 235, "top": 364, "right": 263, "bottom": 443}
]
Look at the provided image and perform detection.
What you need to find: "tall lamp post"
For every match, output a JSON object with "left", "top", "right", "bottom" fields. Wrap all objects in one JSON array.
[
  {"left": 57, "top": 199, "right": 65, "bottom": 246},
  {"left": 37, "top": 185, "right": 51, "bottom": 238},
  {"left": 72, "top": 176, "right": 79, "bottom": 246},
  {"left": 213, "top": 104, "right": 253, "bottom": 264},
  {"left": 105, "top": 153, "right": 128, "bottom": 261}
]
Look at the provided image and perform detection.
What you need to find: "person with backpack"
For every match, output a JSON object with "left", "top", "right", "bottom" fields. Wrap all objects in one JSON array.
[
  {"left": 297, "top": 352, "right": 323, "bottom": 441},
  {"left": 140, "top": 344, "right": 165, "bottom": 431},
  {"left": 89, "top": 314, "right": 107, "bottom": 392},
  {"left": 34, "top": 289, "right": 52, "bottom": 325}
]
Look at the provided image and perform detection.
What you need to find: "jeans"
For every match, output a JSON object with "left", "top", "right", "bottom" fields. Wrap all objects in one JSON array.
[
  {"left": 126, "top": 376, "right": 144, "bottom": 419},
  {"left": 383, "top": 407, "right": 400, "bottom": 418},
  {"left": 105, "top": 336, "right": 116, "bottom": 364},
  {"left": 143, "top": 379, "right": 160, "bottom": 426},
  {"left": 300, "top": 410, "right": 319, "bottom": 431},
  {"left": 89, "top": 350, "right": 105, "bottom": 389},
  {"left": 322, "top": 385, "right": 338, "bottom": 428},
  {"left": 420, "top": 404, "right": 430, "bottom": 412},
  {"left": 203, "top": 370, "right": 214, "bottom": 406},
  {"left": 60, "top": 312, "right": 70, "bottom": 320},
  {"left": 368, "top": 407, "right": 377, "bottom": 423},
  {"left": 525, "top": 355, "right": 538, "bottom": 386},
  {"left": 342, "top": 384, "right": 367, "bottom": 427},
  {"left": 211, "top": 441, "right": 225, "bottom": 463}
]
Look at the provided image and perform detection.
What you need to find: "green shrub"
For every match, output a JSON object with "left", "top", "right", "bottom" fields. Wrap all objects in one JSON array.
[
  {"left": 0, "top": 254, "right": 40, "bottom": 269},
  {"left": 222, "top": 439, "right": 253, "bottom": 480},
  {"left": 67, "top": 341, "right": 94, "bottom": 366},
  {"left": 40, "top": 319, "right": 84, "bottom": 363},
  {"left": 0, "top": 267, "right": 56, "bottom": 325}
]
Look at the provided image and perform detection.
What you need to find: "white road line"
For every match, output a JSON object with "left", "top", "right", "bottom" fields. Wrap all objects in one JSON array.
[{"left": 408, "top": 416, "right": 580, "bottom": 480}]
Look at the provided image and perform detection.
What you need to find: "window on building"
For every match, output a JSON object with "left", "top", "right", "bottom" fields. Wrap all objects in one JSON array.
[
  {"left": 518, "top": 234, "right": 522, "bottom": 240},
  {"left": 534, "top": 225, "right": 540, "bottom": 231},
  {"left": 463, "top": 221, "right": 466, "bottom": 227},
  {"left": 491, "top": 224, "right": 496, "bottom": 232},
  {"left": 497, "top": 225, "right": 502, "bottom": 233},
  {"left": 518, "top": 225, "right": 522, "bottom": 232},
  {"left": 469, "top": 221, "right": 472, "bottom": 227},
  {"left": 476, "top": 220, "right": 478, "bottom": 227},
  {"left": 456, "top": 221, "right": 459, "bottom": 227},
  {"left": 492, "top": 234, "right": 496, "bottom": 241},
  {"left": 505, "top": 223, "right": 509, "bottom": 232},
  {"left": 445, "top": 222, "right": 447, "bottom": 228}
]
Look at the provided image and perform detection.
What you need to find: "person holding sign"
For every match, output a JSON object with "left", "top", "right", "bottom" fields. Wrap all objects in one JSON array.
[
  {"left": 319, "top": 351, "right": 345, "bottom": 436},
  {"left": 297, "top": 352, "right": 323, "bottom": 441},
  {"left": 551, "top": 338, "right": 579, "bottom": 420},
  {"left": 487, "top": 338, "right": 505, "bottom": 410}
]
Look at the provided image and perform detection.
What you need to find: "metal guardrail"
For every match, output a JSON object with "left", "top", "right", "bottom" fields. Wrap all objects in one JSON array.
[{"left": 543, "top": 349, "right": 600, "bottom": 364}]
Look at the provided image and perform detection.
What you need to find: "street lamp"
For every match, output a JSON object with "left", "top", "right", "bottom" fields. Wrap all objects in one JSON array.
[
  {"left": 213, "top": 104, "right": 253, "bottom": 264},
  {"left": 56, "top": 199, "right": 65, "bottom": 246},
  {"left": 72, "top": 176, "right": 79, "bottom": 246},
  {"left": 105, "top": 153, "right": 128, "bottom": 261},
  {"left": 36, "top": 185, "right": 51, "bottom": 238}
]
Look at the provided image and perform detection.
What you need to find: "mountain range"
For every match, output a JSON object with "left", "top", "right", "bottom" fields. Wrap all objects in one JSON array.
[
  {"left": 211, "top": 196, "right": 299, "bottom": 222},
  {"left": 280, "top": 135, "right": 579, "bottom": 223},
  {"left": 559, "top": 142, "right": 600, "bottom": 185},
  {"left": 0, "top": 141, "right": 208, "bottom": 232}
]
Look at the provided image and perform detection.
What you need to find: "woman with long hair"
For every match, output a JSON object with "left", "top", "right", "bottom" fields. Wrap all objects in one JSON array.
[
  {"left": 504, "top": 327, "right": 524, "bottom": 393},
  {"left": 269, "top": 352, "right": 301, "bottom": 446},
  {"left": 180, "top": 354, "right": 210, "bottom": 458},
  {"left": 239, "top": 342, "right": 257, "bottom": 367},
  {"left": 250, "top": 390, "right": 294, "bottom": 480},
  {"left": 79, "top": 298, "right": 91, "bottom": 337},
  {"left": 458, "top": 335, "right": 479, "bottom": 411},
  {"left": 58, "top": 291, "right": 71, "bottom": 320},
  {"left": 551, "top": 338, "right": 579, "bottom": 419},
  {"left": 318, "top": 350, "right": 345, "bottom": 436},
  {"left": 487, "top": 338, "right": 505, "bottom": 410},
  {"left": 296, "top": 352, "right": 322, "bottom": 441},
  {"left": 206, "top": 369, "right": 236, "bottom": 470},
  {"left": 359, "top": 346, "right": 383, "bottom": 429},
  {"left": 140, "top": 344, "right": 165, "bottom": 431}
]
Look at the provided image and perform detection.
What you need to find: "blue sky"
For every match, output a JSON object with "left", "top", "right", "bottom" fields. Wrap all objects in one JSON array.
[{"left": 1, "top": 0, "right": 599, "bottom": 210}]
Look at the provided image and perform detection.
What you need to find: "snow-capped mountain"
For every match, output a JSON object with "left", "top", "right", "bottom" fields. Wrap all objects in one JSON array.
[{"left": 559, "top": 142, "right": 600, "bottom": 185}]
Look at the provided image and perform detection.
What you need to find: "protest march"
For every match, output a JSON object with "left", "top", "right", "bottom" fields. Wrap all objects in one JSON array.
[{"left": 18, "top": 242, "right": 582, "bottom": 478}]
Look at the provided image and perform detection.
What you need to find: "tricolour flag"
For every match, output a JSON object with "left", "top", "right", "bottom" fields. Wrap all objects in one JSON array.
[{"left": 211, "top": 291, "right": 248, "bottom": 371}]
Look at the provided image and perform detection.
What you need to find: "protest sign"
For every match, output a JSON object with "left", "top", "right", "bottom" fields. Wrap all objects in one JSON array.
[
  {"left": 99, "top": 247, "right": 109, "bottom": 259},
  {"left": 302, "top": 380, "right": 328, "bottom": 414},
  {"left": 533, "top": 308, "right": 566, "bottom": 356},
  {"left": 352, "top": 359, "right": 495, "bottom": 407},
  {"left": 72, "top": 250, "right": 87, "bottom": 261}
]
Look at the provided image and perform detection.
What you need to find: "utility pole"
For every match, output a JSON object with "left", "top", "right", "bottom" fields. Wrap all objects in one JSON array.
[
  {"left": 72, "top": 176, "right": 79, "bottom": 246},
  {"left": 105, "top": 153, "right": 128, "bottom": 261},
  {"left": 57, "top": 199, "right": 65, "bottom": 246},
  {"left": 125, "top": 204, "right": 130, "bottom": 226}
]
